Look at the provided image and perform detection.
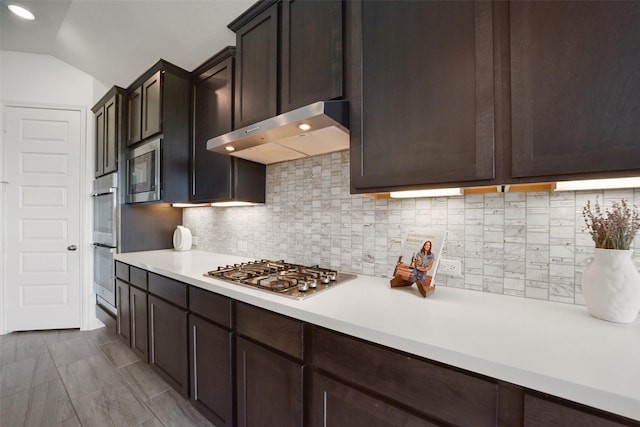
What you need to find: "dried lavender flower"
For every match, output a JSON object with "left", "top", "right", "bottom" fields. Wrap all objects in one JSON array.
[{"left": 583, "top": 198, "right": 640, "bottom": 250}]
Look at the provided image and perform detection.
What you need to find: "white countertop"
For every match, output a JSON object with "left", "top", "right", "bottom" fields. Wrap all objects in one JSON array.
[{"left": 115, "top": 249, "right": 640, "bottom": 421}]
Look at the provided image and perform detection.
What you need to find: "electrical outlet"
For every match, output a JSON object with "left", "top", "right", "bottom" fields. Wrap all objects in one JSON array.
[{"left": 438, "top": 259, "right": 462, "bottom": 277}]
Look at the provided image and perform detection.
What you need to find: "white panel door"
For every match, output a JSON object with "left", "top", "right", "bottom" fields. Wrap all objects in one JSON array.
[{"left": 4, "top": 106, "right": 81, "bottom": 331}]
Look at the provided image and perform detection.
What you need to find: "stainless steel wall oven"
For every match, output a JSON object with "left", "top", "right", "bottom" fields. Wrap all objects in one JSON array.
[{"left": 92, "top": 172, "right": 118, "bottom": 312}]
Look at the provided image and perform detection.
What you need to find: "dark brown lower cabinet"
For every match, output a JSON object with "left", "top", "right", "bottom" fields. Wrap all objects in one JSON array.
[
  {"left": 236, "top": 337, "right": 304, "bottom": 427},
  {"left": 308, "top": 371, "right": 437, "bottom": 427},
  {"left": 129, "top": 286, "right": 148, "bottom": 362},
  {"left": 189, "top": 314, "right": 234, "bottom": 427},
  {"left": 148, "top": 294, "right": 189, "bottom": 397},
  {"left": 115, "top": 279, "right": 130, "bottom": 345},
  {"left": 524, "top": 393, "right": 638, "bottom": 427},
  {"left": 112, "top": 268, "right": 639, "bottom": 427},
  {"left": 310, "top": 326, "right": 498, "bottom": 427}
]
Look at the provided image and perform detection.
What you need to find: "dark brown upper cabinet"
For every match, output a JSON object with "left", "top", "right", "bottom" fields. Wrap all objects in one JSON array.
[
  {"left": 230, "top": 2, "right": 278, "bottom": 129},
  {"left": 349, "top": 0, "right": 496, "bottom": 193},
  {"left": 141, "top": 71, "right": 162, "bottom": 141},
  {"left": 126, "top": 61, "right": 190, "bottom": 148},
  {"left": 127, "top": 86, "right": 143, "bottom": 146},
  {"left": 229, "top": 0, "right": 344, "bottom": 129},
  {"left": 92, "top": 86, "right": 126, "bottom": 177},
  {"left": 125, "top": 60, "right": 191, "bottom": 203},
  {"left": 280, "top": 0, "right": 343, "bottom": 112},
  {"left": 510, "top": 1, "right": 640, "bottom": 180},
  {"left": 191, "top": 47, "right": 266, "bottom": 203},
  {"left": 128, "top": 71, "right": 161, "bottom": 146}
]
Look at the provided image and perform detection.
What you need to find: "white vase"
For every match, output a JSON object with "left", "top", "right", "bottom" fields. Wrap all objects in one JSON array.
[{"left": 581, "top": 248, "right": 640, "bottom": 323}]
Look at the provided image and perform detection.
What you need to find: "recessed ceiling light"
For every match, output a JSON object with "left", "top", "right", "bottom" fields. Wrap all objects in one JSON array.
[{"left": 8, "top": 4, "right": 35, "bottom": 20}]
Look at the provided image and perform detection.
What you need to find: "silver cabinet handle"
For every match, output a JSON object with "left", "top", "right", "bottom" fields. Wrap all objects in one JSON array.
[
  {"left": 117, "top": 287, "right": 121, "bottom": 335},
  {"left": 67, "top": 245, "right": 77, "bottom": 251},
  {"left": 192, "top": 324, "right": 198, "bottom": 400},
  {"left": 131, "top": 293, "right": 136, "bottom": 348},
  {"left": 150, "top": 303, "right": 155, "bottom": 363}
]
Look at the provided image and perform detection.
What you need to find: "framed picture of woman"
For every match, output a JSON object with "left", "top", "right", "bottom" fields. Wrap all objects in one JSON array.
[{"left": 390, "top": 228, "right": 447, "bottom": 297}]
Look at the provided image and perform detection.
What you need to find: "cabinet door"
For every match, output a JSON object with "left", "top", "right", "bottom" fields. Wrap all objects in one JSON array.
[
  {"left": 234, "top": 5, "right": 278, "bottom": 128},
  {"left": 95, "top": 105, "right": 105, "bottom": 177},
  {"left": 510, "top": 1, "right": 640, "bottom": 178},
  {"left": 130, "top": 286, "right": 148, "bottom": 362},
  {"left": 351, "top": 1, "right": 495, "bottom": 191},
  {"left": 128, "top": 86, "right": 142, "bottom": 146},
  {"left": 308, "top": 371, "right": 437, "bottom": 427},
  {"left": 142, "top": 71, "right": 162, "bottom": 140},
  {"left": 280, "top": 0, "right": 343, "bottom": 112},
  {"left": 311, "top": 326, "right": 498, "bottom": 427},
  {"left": 192, "top": 56, "right": 235, "bottom": 201},
  {"left": 236, "top": 337, "right": 303, "bottom": 427},
  {"left": 148, "top": 294, "right": 188, "bottom": 397},
  {"left": 103, "top": 95, "right": 118, "bottom": 175},
  {"left": 116, "top": 279, "right": 130, "bottom": 345},
  {"left": 189, "top": 315, "right": 233, "bottom": 427}
]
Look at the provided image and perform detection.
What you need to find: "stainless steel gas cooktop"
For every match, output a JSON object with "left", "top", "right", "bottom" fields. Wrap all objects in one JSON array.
[{"left": 205, "top": 260, "right": 356, "bottom": 299}]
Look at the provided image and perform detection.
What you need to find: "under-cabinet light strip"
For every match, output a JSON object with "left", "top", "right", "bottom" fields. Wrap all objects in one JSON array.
[
  {"left": 553, "top": 177, "right": 640, "bottom": 191},
  {"left": 389, "top": 188, "right": 464, "bottom": 198},
  {"left": 210, "top": 201, "right": 260, "bottom": 207}
]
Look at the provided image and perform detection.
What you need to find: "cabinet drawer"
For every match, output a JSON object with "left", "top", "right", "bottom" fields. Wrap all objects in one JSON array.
[
  {"left": 115, "top": 261, "right": 129, "bottom": 281},
  {"left": 310, "top": 326, "right": 498, "bottom": 427},
  {"left": 189, "top": 287, "right": 232, "bottom": 328},
  {"left": 129, "top": 266, "right": 148, "bottom": 290},
  {"left": 148, "top": 273, "right": 188, "bottom": 308},
  {"left": 235, "top": 302, "right": 303, "bottom": 359},
  {"left": 308, "top": 371, "right": 437, "bottom": 427}
]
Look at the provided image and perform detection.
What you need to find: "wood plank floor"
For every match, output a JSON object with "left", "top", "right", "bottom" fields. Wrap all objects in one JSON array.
[{"left": 0, "top": 321, "right": 215, "bottom": 427}]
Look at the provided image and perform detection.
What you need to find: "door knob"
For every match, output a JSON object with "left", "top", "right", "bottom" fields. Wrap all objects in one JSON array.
[{"left": 67, "top": 245, "right": 77, "bottom": 251}]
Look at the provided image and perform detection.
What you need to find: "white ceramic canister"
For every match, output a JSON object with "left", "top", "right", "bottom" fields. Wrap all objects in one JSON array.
[{"left": 173, "top": 225, "right": 193, "bottom": 251}]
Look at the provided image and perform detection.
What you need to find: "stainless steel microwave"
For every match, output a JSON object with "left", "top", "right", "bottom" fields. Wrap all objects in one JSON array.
[{"left": 127, "top": 138, "right": 161, "bottom": 203}]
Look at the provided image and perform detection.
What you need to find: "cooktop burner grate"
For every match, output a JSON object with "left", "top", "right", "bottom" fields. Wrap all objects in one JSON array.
[{"left": 205, "top": 259, "right": 356, "bottom": 299}]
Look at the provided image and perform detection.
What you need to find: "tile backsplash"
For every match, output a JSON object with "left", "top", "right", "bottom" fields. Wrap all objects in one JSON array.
[{"left": 183, "top": 151, "right": 640, "bottom": 306}]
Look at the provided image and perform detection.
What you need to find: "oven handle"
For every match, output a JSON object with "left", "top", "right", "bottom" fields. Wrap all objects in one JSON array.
[
  {"left": 92, "top": 244, "right": 116, "bottom": 253},
  {"left": 91, "top": 188, "right": 116, "bottom": 197}
]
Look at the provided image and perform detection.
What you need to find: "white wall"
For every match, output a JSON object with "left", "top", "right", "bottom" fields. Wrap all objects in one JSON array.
[
  {"left": 1, "top": 50, "right": 108, "bottom": 105},
  {"left": 0, "top": 50, "right": 109, "bottom": 333}
]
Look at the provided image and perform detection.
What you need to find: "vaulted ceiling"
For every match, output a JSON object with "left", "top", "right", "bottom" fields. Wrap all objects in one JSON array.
[{"left": 0, "top": 0, "right": 254, "bottom": 87}]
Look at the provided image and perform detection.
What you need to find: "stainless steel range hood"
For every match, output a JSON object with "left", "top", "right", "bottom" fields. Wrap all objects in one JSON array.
[{"left": 207, "top": 100, "right": 349, "bottom": 165}]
